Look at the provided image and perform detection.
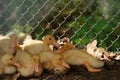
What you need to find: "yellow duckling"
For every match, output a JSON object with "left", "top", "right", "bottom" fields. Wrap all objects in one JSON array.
[
  {"left": 0, "top": 34, "right": 17, "bottom": 55},
  {"left": 59, "top": 43, "right": 104, "bottom": 72},
  {"left": 0, "top": 53, "right": 21, "bottom": 75},
  {"left": 15, "top": 45, "right": 43, "bottom": 77},
  {"left": 39, "top": 51, "right": 70, "bottom": 74},
  {"left": 22, "top": 35, "right": 60, "bottom": 54}
]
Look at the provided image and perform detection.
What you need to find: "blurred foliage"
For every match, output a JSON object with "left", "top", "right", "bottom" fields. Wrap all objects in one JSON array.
[{"left": 0, "top": 0, "right": 119, "bottom": 52}]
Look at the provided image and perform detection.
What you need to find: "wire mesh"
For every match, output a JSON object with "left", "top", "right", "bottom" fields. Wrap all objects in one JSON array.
[{"left": 0, "top": 0, "right": 119, "bottom": 52}]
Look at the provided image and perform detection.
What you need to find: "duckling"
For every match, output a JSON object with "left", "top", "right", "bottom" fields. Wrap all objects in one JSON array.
[
  {"left": 0, "top": 34, "right": 17, "bottom": 55},
  {"left": 15, "top": 45, "right": 43, "bottom": 77},
  {"left": 0, "top": 53, "right": 21, "bottom": 75},
  {"left": 57, "top": 42, "right": 104, "bottom": 72},
  {"left": 39, "top": 51, "right": 70, "bottom": 74},
  {"left": 15, "top": 48, "right": 35, "bottom": 77},
  {"left": 61, "top": 49, "right": 104, "bottom": 72},
  {"left": 22, "top": 35, "right": 60, "bottom": 54}
]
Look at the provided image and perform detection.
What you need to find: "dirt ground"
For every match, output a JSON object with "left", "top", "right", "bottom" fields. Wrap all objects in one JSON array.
[{"left": 0, "top": 60, "right": 120, "bottom": 80}]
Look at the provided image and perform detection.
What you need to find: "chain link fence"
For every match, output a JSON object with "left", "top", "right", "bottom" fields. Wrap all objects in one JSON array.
[{"left": 0, "top": 0, "right": 120, "bottom": 52}]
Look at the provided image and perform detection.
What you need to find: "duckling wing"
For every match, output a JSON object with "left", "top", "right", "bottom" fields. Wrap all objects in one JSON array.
[{"left": 62, "top": 49, "right": 86, "bottom": 65}]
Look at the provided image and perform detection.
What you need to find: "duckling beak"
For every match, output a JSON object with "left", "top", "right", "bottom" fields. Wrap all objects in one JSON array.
[
  {"left": 10, "top": 58, "right": 22, "bottom": 68},
  {"left": 62, "top": 61, "right": 70, "bottom": 69},
  {"left": 53, "top": 41, "right": 60, "bottom": 49},
  {"left": 33, "top": 55, "right": 40, "bottom": 73},
  {"left": 34, "top": 64, "right": 40, "bottom": 73},
  {"left": 13, "top": 62, "right": 22, "bottom": 68}
]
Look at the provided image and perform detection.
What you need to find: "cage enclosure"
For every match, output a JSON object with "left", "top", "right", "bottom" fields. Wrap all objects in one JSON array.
[{"left": 0, "top": 0, "right": 120, "bottom": 80}]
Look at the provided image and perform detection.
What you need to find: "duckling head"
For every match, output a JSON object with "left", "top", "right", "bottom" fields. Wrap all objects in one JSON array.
[
  {"left": 51, "top": 54, "right": 70, "bottom": 74},
  {"left": 43, "top": 35, "right": 60, "bottom": 49},
  {"left": 0, "top": 54, "right": 21, "bottom": 68}
]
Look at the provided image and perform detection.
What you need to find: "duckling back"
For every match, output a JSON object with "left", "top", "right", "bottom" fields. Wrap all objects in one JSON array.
[
  {"left": 23, "top": 40, "right": 43, "bottom": 54},
  {"left": 62, "top": 49, "right": 104, "bottom": 68}
]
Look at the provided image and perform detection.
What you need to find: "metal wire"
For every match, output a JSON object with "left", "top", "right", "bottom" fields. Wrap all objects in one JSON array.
[{"left": 0, "top": 0, "right": 119, "bottom": 52}]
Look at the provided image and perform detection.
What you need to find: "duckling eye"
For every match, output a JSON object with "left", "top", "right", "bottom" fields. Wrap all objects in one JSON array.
[
  {"left": 10, "top": 58, "right": 13, "bottom": 60},
  {"left": 49, "top": 38, "right": 51, "bottom": 40},
  {"left": 59, "top": 58, "right": 62, "bottom": 61}
]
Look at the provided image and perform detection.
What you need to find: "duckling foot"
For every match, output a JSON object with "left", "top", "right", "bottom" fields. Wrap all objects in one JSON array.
[{"left": 83, "top": 62, "right": 101, "bottom": 72}]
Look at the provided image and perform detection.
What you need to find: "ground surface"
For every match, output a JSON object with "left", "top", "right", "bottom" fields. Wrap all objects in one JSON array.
[{"left": 0, "top": 60, "right": 120, "bottom": 80}]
